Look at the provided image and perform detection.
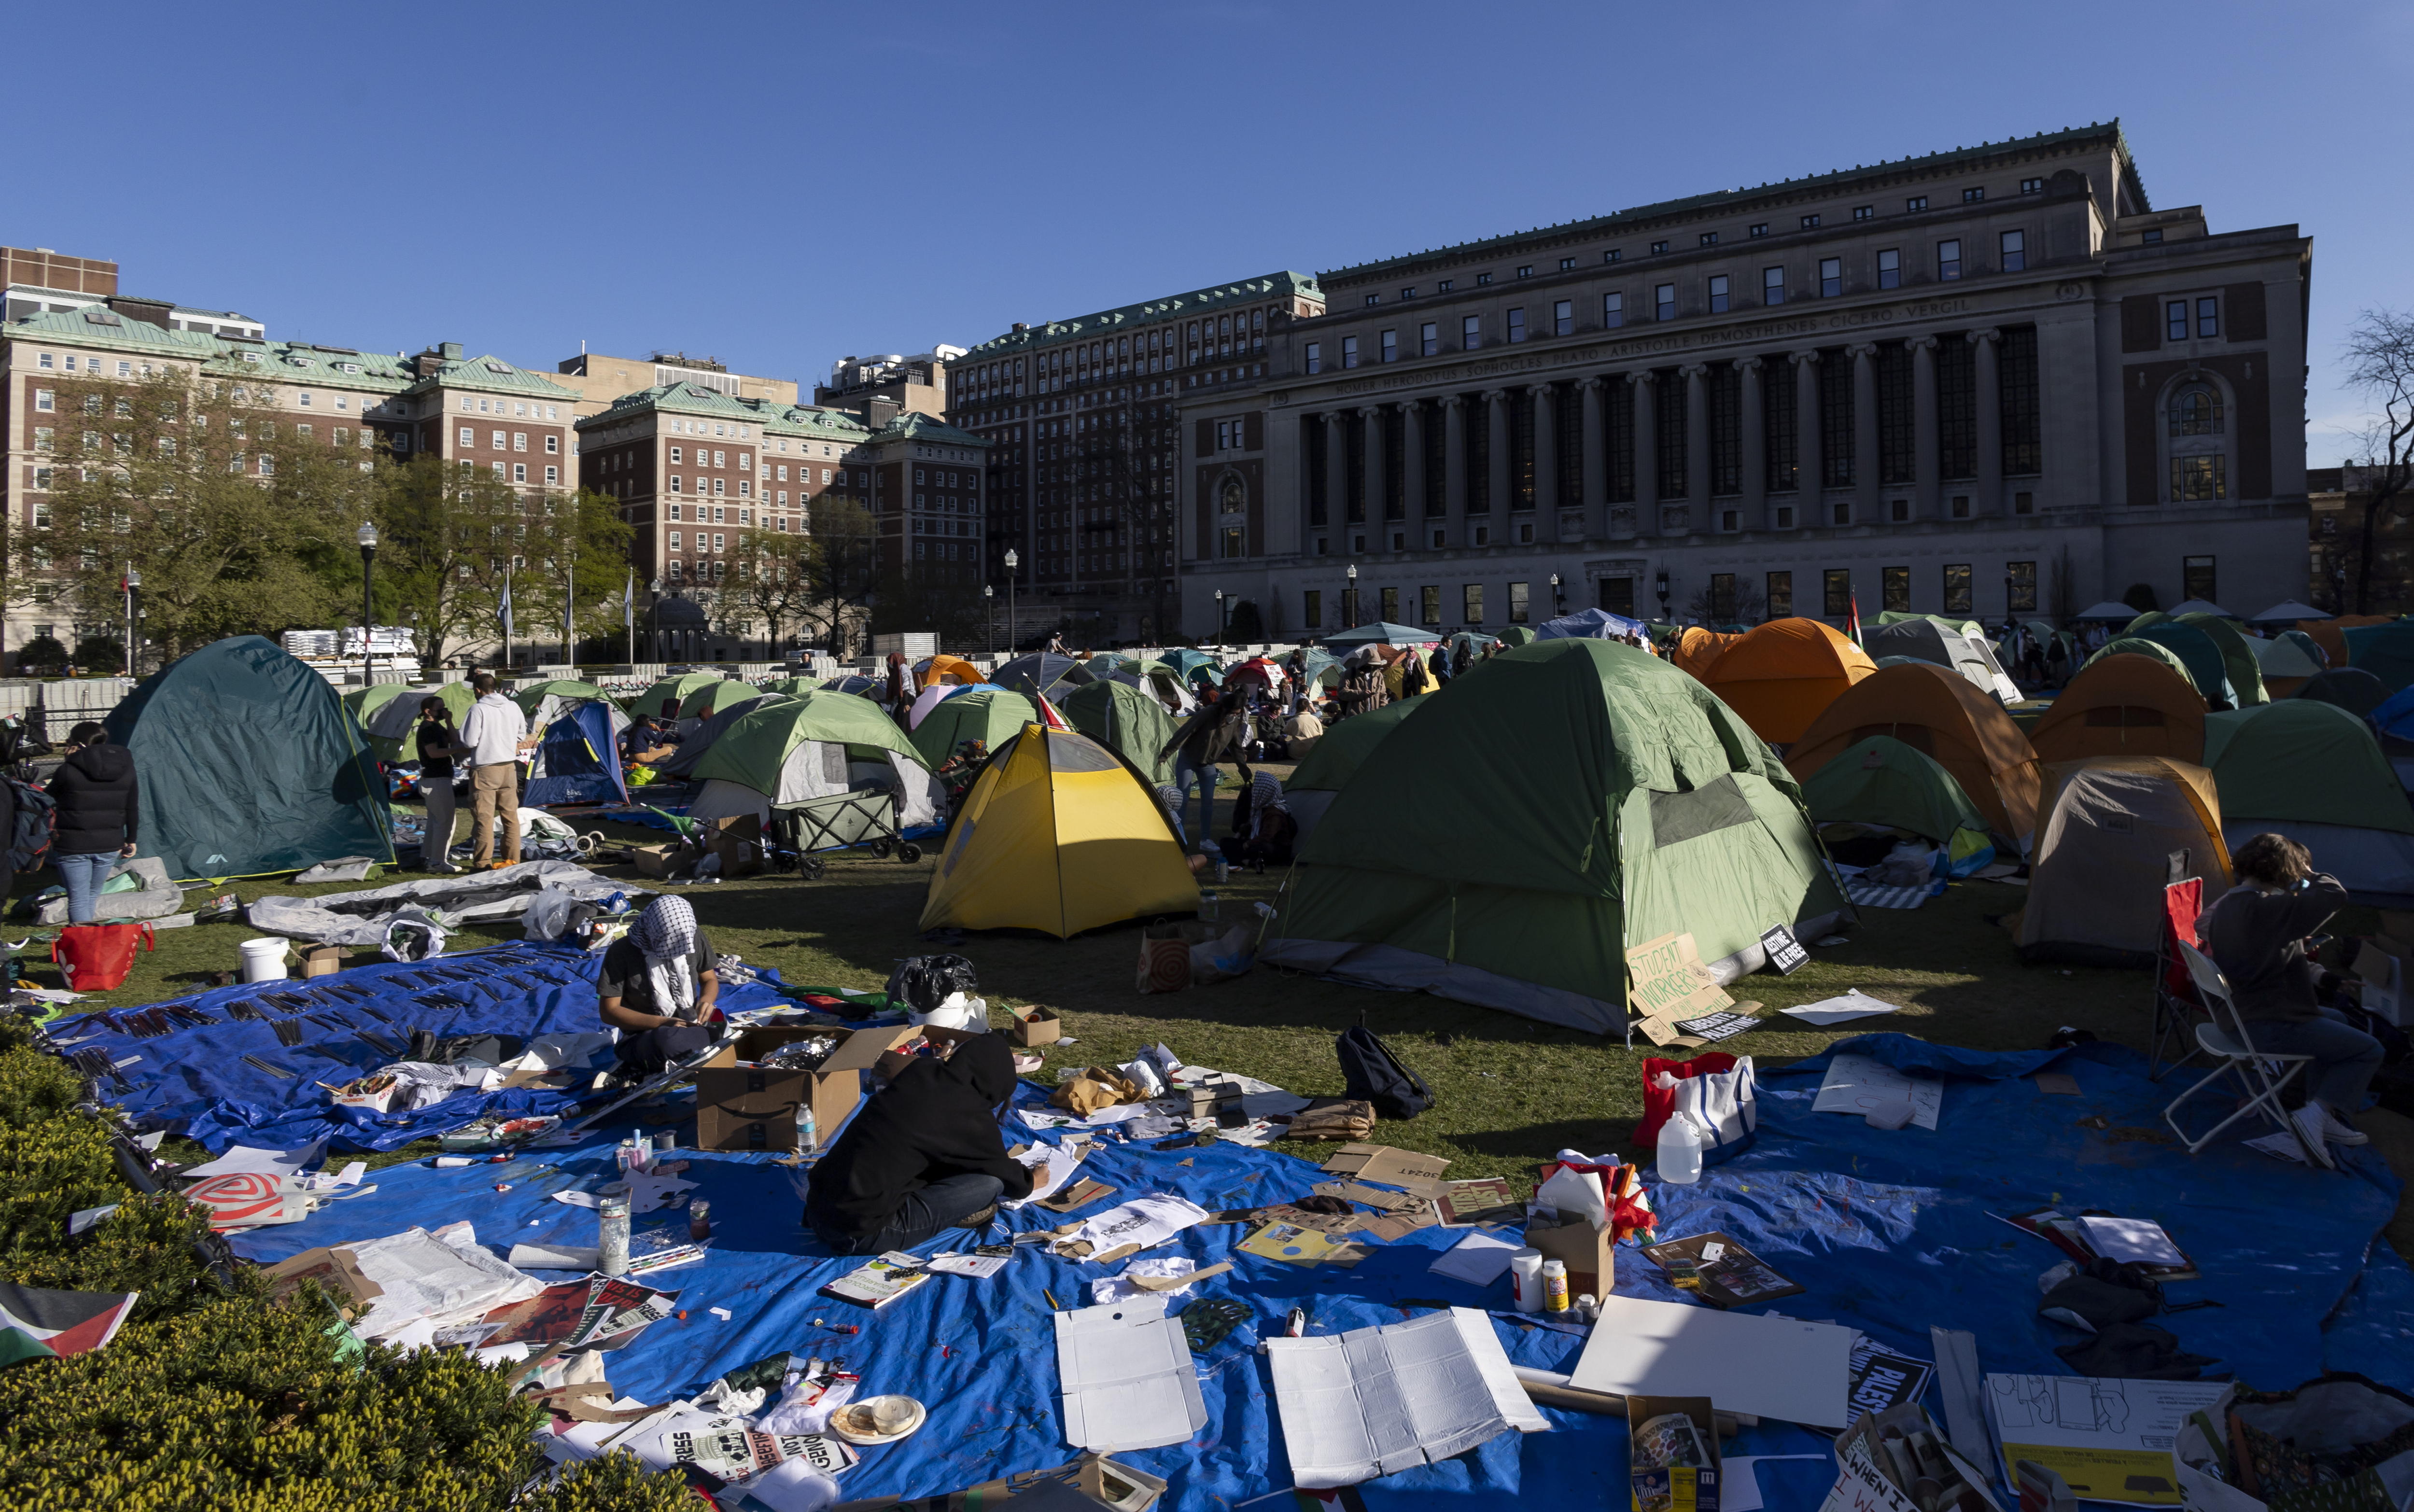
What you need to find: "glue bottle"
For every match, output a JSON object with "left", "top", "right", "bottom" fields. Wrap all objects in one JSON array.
[
  {"left": 1656, "top": 1111, "right": 1704, "bottom": 1185},
  {"left": 1541, "top": 1259, "right": 1570, "bottom": 1312}
]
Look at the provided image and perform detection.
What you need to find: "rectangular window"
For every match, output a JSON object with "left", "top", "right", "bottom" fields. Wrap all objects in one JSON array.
[
  {"left": 1801, "top": 214, "right": 1822, "bottom": 229},
  {"left": 1421, "top": 584, "right": 1441, "bottom": 624},
  {"left": 2167, "top": 300, "right": 2189, "bottom": 342},
  {"left": 1507, "top": 308, "right": 1527, "bottom": 343},
  {"left": 1963, "top": 186, "right": 1985, "bottom": 203},
  {"left": 1507, "top": 581, "right": 1530, "bottom": 623},
  {"left": 512, "top": 462, "right": 527, "bottom": 482},
  {"left": 1304, "top": 589, "right": 1322, "bottom": 629},
  {"left": 34, "top": 389, "right": 53, "bottom": 411},
  {"left": 1553, "top": 299, "right": 1573, "bottom": 336},
  {"left": 2184, "top": 555, "right": 2217, "bottom": 602},
  {"left": 1937, "top": 239, "right": 1962, "bottom": 281},
  {"left": 1999, "top": 325, "right": 2041, "bottom": 474},
  {"left": 1380, "top": 586, "right": 1400, "bottom": 621},
  {"left": 1881, "top": 565, "right": 1911, "bottom": 612},
  {"left": 2170, "top": 456, "right": 2228, "bottom": 502},
  {"left": 1656, "top": 284, "right": 1676, "bottom": 321},
  {"left": 1463, "top": 583, "right": 1483, "bottom": 624},
  {"left": 1603, "top": 292, "right": 1624, "bottom": 328},
  {"left": 1221, "top": 527, "right": 1245, "bottom": 559},
  {"left": 1462, "top": 315, "right": 1482, "bottom": 350},
  {"left": 2000, "top": 229, "right": 2026, "bottom": 272},
  {"left": 669, "top": 532, "right": 681, "bottom": 550},
  {"left": 1937, "top": 335, "right": 1977, "bottom": 480},
  {"left": 1707, "top": 276, "right": 1728, "bottom": 313},
  {"left": 1420, "top": 321, "right": 1439, "bottom": 356},
  {"left": 458, "top": 426, "right": 474, "bottom": 447},
  {"left": 670, "top": 476, "right": 682, "bottom": 492},
  {"left": 2021, "top": 177, "right": 2043, "bottom": 194},
  {"left": 1824, "top": 569, "right": 1852, "bottom": 618},
  {"left": 2197, "top": 297, "right": 2219, "bottom": 338},
  {"left": 1877, "top": 249, "right": 1901, "bottom": 289},
  {"left": 1708, "top": 573, "right": 1737, "bottom": 619},
  {"left": 1819, "top": 257, "right": 1842, "bottom": 298},
  {"left": 1762, "top": 266, "right": 1784, "bottom": 305},
  {"left": 1766, "top": 571, "right": 1793, "bottom": 618},
  {"left": 1380, "top": 329, "right": 1398, "bottom": 363},
  {"left": 2015, "top": 490, "right": 2035, "bottom": 515},
  {"left": 1305, "top": 341, "right": 1321, "bottom": 374},
  {"left": 1906, "top": 196, "right": 1928, "bottom": 212},
  {"left": 513, "top": 432, "right": 528, "bottom": 451},
  {"left": 1764, "top": 353, "right": 1798, "bottom": 491},
  {"left": 2008, "top": 560, "right": 2037, "bottom": 612},
  {"left": 1942, "top": 562, "right": 1972, "bottom": 615},
  {"left": 1341, "top": 336, "right": 1359, "bottom": 369},
  {"left": 491, "top": 429, "right": 506, "bottom": 448}
]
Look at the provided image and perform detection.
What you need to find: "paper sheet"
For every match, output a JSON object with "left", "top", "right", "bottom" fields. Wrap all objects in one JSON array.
[
  {"left": 1781, "top": 991, "right": 1901, "bottom": 1026},
  {"left": 1983, "top": 1374, "right": 2235, "bottom": 1507},
  {"left": 1814, "top": 1054, "right": 1942, "bottom": 1131},
  {"left": 1426, "top": 1230, "right": 1522, "bottom": 1286},
  {"left": 1002, "top": 1144, "right": 1088, "bottom": 1210},
  {"left": 1066, "top": 1194, "right": 1209, "bottom": 1257},
  {"left": 2075, "top": 1217, "right": 2188, "bottom": 1269},
  {"left": 1264, "top": 1307, "right": 1548, "bottom": 1488},
  {"left": 1570, "top": 1295, "right": 1855, "bottom": 1428},
  {"left": 345, "top": 1226, "right": 544, "bottom": 1341},
  {"left": 1053, "top": 1297, "right": 1208, "bottom": 1452},
  {"left": 181, "top": 1141, "right": 326, "bottom": 1179}
]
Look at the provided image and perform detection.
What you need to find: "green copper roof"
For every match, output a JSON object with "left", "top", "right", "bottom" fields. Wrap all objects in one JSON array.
[
  {"left": 1319, "top": 122, "right": 2144, "bottom": 283},
  {"left": 954, "top": 271, "right": 1324, "bottom": 363},
  {"left": 400, "top": 352, "right": 579, "bottom": 402},
  {"left": 575, "top": 383, "right": 877, "bottom": 443},
  {"left": 868, "top": 409, "right": 990, "bottom": 448},
  {"left": 8, "top": 308, "right": 420, "bottom": 394}
]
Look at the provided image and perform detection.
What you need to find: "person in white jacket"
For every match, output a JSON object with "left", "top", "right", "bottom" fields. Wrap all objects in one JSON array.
[{"left": 457, "top": 673, "right": 532, "bottom": 868}]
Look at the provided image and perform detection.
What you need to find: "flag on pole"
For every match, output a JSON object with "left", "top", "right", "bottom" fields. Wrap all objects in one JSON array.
[
  {"left": 497, "top": 571, "right": 515, "bottom": 642},
  {"left": 1845, "top": 592, "right": 1864, "bottom": 648},
  {"left": 1033, "top": 690, "right": 1071, "bottom": 730}
]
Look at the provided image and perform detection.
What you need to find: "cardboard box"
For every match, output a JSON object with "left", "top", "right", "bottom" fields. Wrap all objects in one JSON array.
[
  {"left": 701, "top": 813, "right": 763, "bottom": 878},
  {"left": 2354, "top": 937, "right": 2411, "bottom": 1028},
  {"left": 1628, "top": 1395, "right": 1722, "bottom": 1512},
  {"left": 300, "top": 946, "right": 353, "bottom": 978},
  {"left": 693, "top": 1024, "right": 918, "bottom": 1153},
  {"left": 1525, "top": 1217, "right": 1615, "bottom": 1299},
  {"left": 1009, "top": 1005, "right": 1062, "bottom": 1047},
  {"left": 632, "top": 842, "right": 690, "bottom": 879}
]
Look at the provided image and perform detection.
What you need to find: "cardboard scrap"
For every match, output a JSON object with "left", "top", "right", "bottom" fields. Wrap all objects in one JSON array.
[
  {"left": 261, "top": 1246, "right": 382, "bottom": 1309},
  {"left": 1363, "top": 1204, "right": 1441, "bottom": 1242},
  {"left": 1038, "top": 1178, "right": 1118, "bottom": 1214},
  {"left": 2033, "top": 1072, "right": 2081, "bottom": 1096},
  {"left": 1129, "top": 1261, "right": 1232, "bottom": 1293},
  {"left": 1626, "top": 931, "right": 1733, "bottom": 1021},
  {"left": 1240, "top": 1223, "right": 1367, "bottom": 1269},
  {"left": 1319, "top": 1143, "right": 1451, "bottom": 1195},
  {"left": 1433, "top": 1178, "right": 1524, "bottom": 1228},
  {"left": 1312, "top": 1180, "right": 1423, "bottom": 1213}
]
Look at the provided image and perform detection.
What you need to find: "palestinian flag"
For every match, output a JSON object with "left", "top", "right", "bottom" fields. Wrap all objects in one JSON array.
[
  {"left": 1845, "top": 592, "right": 1864, "bottom": 648},
  {"left": 0, "top": 1281, "right": 138, "bottom": 1358},
  {"left": 1033, "top": 690, "right": 1070, "bottom": 731}
]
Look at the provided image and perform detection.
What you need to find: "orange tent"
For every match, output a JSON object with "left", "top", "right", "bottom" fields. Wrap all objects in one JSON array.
[
  {"left": 1672, "top": 627, "right": 1744, "bottom": 680},
  {"left": 2027, "top": 653, "right": 2207, "bottom": 766},
  {"left": 1785, "top": 661, "right": 2043, "bottom": 840},
  {"left": 915, "top": 654, "right": 986, "bottom": 689},
  {"left": 2293, "top": 616, "right": 2393, "bottom": 670},
  {"left": 1700, "top": 618, "right": 1877, "bottom": 743}
]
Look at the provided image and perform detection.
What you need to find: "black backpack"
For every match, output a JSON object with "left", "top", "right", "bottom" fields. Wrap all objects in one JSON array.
[
  {"left": 5, "top": 777, "right": 54, "bottom": 874},
  {"left": 1337, "top": 1022, "right": 1433, "bottom": 1120}
]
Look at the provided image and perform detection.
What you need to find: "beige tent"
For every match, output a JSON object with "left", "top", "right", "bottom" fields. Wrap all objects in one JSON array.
[{"left": 2013, "top": 756, "right": 2231, "bottom": 968}]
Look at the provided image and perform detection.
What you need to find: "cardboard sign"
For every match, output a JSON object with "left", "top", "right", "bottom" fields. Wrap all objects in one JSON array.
[
  {"left": 1627, "top": 933, "right": 1733, "bottom": 1021},
  {"left": 1320, "top": 1143, "right": 1452, "bottom": 1194},
  {"left": 1760, "top": 924, "right": 1810, "bottom": 975}
]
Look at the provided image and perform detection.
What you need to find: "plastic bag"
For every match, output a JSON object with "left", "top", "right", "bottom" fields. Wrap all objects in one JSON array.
[{"left": 886, "top": 953, "right": 979, "bottom": 1015}]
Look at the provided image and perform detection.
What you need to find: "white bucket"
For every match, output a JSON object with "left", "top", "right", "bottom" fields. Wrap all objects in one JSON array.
[{"left": 239, "top": 937, "right": 290, "bottom": 983}]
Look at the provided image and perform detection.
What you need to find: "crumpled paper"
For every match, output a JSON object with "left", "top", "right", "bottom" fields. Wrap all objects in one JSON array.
[{"left": 1051, "top": 1067, "right": 1144, "bottom": 1117}]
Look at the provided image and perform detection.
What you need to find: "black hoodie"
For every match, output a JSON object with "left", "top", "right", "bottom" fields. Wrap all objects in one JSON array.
[
  {"left": 804, "top": 1033, "right": 1033, "bottom": 1245},
  {"left": 49, "top": 742, "right": 139, "bottom": 856}
]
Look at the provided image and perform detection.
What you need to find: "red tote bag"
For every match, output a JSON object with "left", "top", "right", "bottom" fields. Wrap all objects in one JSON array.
[
  {"left": 54, "top": 921, "right": 154, "bottom": 992},
  {"left": 1635, "top": 1052, "right": 1741, "bottom": 1146}
]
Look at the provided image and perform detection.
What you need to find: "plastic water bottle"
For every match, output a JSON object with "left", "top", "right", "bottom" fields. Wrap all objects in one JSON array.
[
  {"left": 1656, "top": 1112, "right": 1704, "bottom": 1185},
  {"left": 796, "top": 1105, "right": 818, "bottom": 1157}
]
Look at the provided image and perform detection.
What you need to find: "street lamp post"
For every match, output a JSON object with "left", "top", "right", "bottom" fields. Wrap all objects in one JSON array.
[
  {"left": 1003, "top": 549, "right": 1019, "bottom": 654},
  {"left": 1550, "top": 572, "right": 1564, "bottom": 617},
  {"left": 1346, "top": 563, "right": 1359, "bottom": 629},
  {"left": 1214, "top": 588, "right": 1225, "bottom": 643},
  {"left": 121, "top": 565, "right": 139, "bottom": 679},
  {"left": 356, "top": 521, "right": 379, "bottom": 685},
  {"left": 1654, "top": 569, "right": 1671, "bottom": 622},
  {"left": 984, "top": 584, "right": 994, "bottom": 656}
]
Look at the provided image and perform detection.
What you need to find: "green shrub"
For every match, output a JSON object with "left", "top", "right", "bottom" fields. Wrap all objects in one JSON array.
[{"left": 0, "top": 1018, "right": 692, "bottom": 1510}]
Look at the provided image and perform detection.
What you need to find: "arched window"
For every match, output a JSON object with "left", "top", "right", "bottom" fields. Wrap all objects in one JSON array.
[
  {"left": 1219, "top": 477, "right": 1244, "bottom": 516},
  {"left": 2168, "top": 384, "right": 2223, "bottom": 437}
]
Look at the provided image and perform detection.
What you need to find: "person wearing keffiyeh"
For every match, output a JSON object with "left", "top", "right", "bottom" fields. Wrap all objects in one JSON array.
[{"left": 596, "top": 895, "right": 721, "bottom": 1076}]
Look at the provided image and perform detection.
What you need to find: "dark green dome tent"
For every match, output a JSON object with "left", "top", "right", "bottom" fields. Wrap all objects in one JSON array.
[
  {"left": 105, "top": 635, "right": 391, "bottom": 881},
  {"left": 1060, "top": 679, "right": 1178, "bottom": 786},
  {"left": 1263, "top": 640, "right": 1844, "bottom": 1037},
  {"left": 1282, "top": 694, "right": 1432, "bottom": 844}
]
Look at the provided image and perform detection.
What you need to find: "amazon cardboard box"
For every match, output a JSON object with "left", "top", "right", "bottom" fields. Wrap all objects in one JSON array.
[
  {"left": 694, "top": 1024, "right": 919, "bottom": 1153},
  {"left": 1628, "top": 1395, "right": 1722, "bottom": 1512},
  {"left": 1008, "top": 1005, "right": 1062, "bottom": 1047},
  {"left": 300, "top": 946, "right": 354, "bottom": 979},
  {"left": 1524, "top": 1216, "right": 1614, "bottom": 1299}
]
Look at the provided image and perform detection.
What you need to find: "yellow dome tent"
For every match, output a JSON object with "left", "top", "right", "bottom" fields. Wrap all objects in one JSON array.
[{"left": 919, "top": 724, "right": 1197, "bottom": 938}]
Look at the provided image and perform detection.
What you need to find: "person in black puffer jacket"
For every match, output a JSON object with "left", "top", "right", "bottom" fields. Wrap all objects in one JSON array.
[{"left": 48, "top": 721, "right": 138, "bottom": 924}]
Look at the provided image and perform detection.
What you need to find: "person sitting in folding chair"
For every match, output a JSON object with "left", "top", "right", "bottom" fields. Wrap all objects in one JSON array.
[
  {"left": 2197, "top": 833, "right": 2381, "bottom": 1161},
  {"left": 596, "top": 896, "right": 721, "bottom": 1078}
]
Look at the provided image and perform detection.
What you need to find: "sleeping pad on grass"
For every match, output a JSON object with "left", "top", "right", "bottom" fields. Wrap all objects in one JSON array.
[
  {"left": 220, "top": 1033, "right": 2405, "bottom": 1510},
  {"left": 46, "top": 941, "right": 798, "bottom": 1153}
]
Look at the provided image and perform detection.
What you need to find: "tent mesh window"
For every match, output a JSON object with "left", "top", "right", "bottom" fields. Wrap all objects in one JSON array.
[
  {"left": 1648, "top": 774, "right": 1761, "bottom": 845},
  {"left": 1044, "top": 731, "right": 1120, "bottom": 772}
]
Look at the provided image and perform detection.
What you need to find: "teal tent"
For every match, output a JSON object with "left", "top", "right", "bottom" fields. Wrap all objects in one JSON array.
[
  {"left": 2118, "top": 622, "right": 2237, "bottom": 709},
  {"left": 1800, "top": 735, "right": 1995, "bottom": 876},
  {"left": 1320, "top": 622, "right": 1438, "bottom": 650},
  {"left": 2345, "top": 620, "right": 2414, "bottom": 694},
  {"left": 106, "top": 636, "right": 391, "bottom": 881},
  {"left": 1263, "top": 641, "right": 1844, "bottom": 1036}
]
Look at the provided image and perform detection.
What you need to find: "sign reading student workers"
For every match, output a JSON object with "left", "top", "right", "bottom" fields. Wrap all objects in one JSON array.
[{"left": 1625, "top": 932, "right": 1733, "bottom": 1025}]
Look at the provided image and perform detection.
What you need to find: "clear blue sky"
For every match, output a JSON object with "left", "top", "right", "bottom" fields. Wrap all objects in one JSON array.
[{"left": 37, "top": 1, "right": 2409, "bottom": 463}]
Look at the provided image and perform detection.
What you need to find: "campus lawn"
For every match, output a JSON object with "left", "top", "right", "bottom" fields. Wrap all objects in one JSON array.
[{"left": 35, "top": 788, "right": 2414, "bottom": 1255}]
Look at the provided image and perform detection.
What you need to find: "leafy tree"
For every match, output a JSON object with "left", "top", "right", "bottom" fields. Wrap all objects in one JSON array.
[
  {"left": 72, "top": 634, "right": 124, "bottom": 672},
  {"left": 10, "top": 369, "right": 364, "bottom": 659},
  {"left": 728, "top": 523, "right": 818, "bottom": 657},
  {"left": 16, "top": 634, "right": 64, "bottom": 672},
  {"left": 798, "top": 497, "right": 881, "bottom": 657},
  {"left": 2121, "top": 582, "right": 2160, "bottom": 613}
]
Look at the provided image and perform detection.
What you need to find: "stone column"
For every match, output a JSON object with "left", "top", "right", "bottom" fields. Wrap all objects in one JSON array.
[
  {"left": 1792, "top": 350, "right": 1823, "bottom": 526},
  {"left": 1322, "top": 411, "right": 1347, "bottom": 540},
  {"left": 1485, "top": 390, "right": 1511, "bottom": 526},
  {"left": 1579, "top": 377, "right": 1607, "bottom": 541},
  {"left": 1682, "top": 364, "right": 1710, "bottom": 519},
  {"left": 1532, "top": 382, "right": 1559, "bottom": 542},
  {"left": 1629, "top": 371, "right": 1658, "bottom": 533},
  {"left": 1911, "top": 335, "right": 1939, "bottom": 520},
  {"left": 1403, "top": 400, "right": 1428, "bottom": 525},
  {"left": 1971, "top": 328, "right": 2002, "bottom": 516},
  {"left": 1738, "top": 356, "right": 1766, "bottom": 526},
  {"left": 1359, "top": 405, "right": 1385, "bottom": 529},
  {"left": 1442, "top": 395, "right": 1467, "bottom": 547},
  {"left": 1851, "top": 343, "right": 1880, "bottom": 527}
]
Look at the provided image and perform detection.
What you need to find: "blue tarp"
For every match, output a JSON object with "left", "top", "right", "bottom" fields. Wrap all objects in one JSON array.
[
  {"left": 215, "top": 1029, "right": 2404, "bottom": 1509},
  {"left": 525, "top": 701, "right": 629, "bottom": 807},
  {"left": 1534, "top": 607, "right": 1650, "bottom": 642},
  {"left": 50, "top": 942, "right": 794, "bottom": 1153}
]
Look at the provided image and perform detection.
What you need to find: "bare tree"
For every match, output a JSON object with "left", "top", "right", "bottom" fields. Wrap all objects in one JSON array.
[
  {"left": 729, "top": 524, "right": 817, "bottom": 657},
  {"left": 2343, "top": 308, "right": 2414, "bottom": 614},
  {"left": 799, "top": 497, "right": 880, "bottom": 658},
  {"left": 1686, "top": 576, "right": 1767, "bottom": 625}
]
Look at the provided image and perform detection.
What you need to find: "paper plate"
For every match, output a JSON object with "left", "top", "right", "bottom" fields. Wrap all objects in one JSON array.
[{"left": 829, "top": 1395, "right": 927, "bottom": 1445}]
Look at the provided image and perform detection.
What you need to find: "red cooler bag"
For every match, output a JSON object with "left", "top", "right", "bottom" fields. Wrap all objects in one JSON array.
[{"left": 54, "top": 921, "right": 154, "bottom": 992}]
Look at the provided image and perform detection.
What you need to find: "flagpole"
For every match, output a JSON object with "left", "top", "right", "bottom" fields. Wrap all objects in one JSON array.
[
  {"left": 564, "top": 555, "right": 575, "bottom": 673},
  {"left": 624, "top": 569, "right": 635, "bottom": 665}
]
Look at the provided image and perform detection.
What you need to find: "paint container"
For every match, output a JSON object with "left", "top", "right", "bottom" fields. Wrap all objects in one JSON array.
[
  {"left": 598, "top": 1195, "right": 632, "bottom": 1277},
  {"left": 1510, "top": 1248, "right": 1546, "bottom": 1314}
]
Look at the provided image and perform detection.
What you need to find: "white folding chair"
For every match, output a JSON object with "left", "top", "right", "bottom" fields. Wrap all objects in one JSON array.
[{"left": 2160, "top": 942, "right": 2327, "bottom": 1165}]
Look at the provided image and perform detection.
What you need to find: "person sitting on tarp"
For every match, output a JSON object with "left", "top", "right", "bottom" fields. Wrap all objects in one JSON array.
[
  {"left": 595, "top": 895, "right": 720, "bottom": 1078},
  {"left": 803, "top": 996, "right": 1033, "bottom": 1254},
  {"left": 2197, "top": 832, "right": 2380, "bottom": 1168}
]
